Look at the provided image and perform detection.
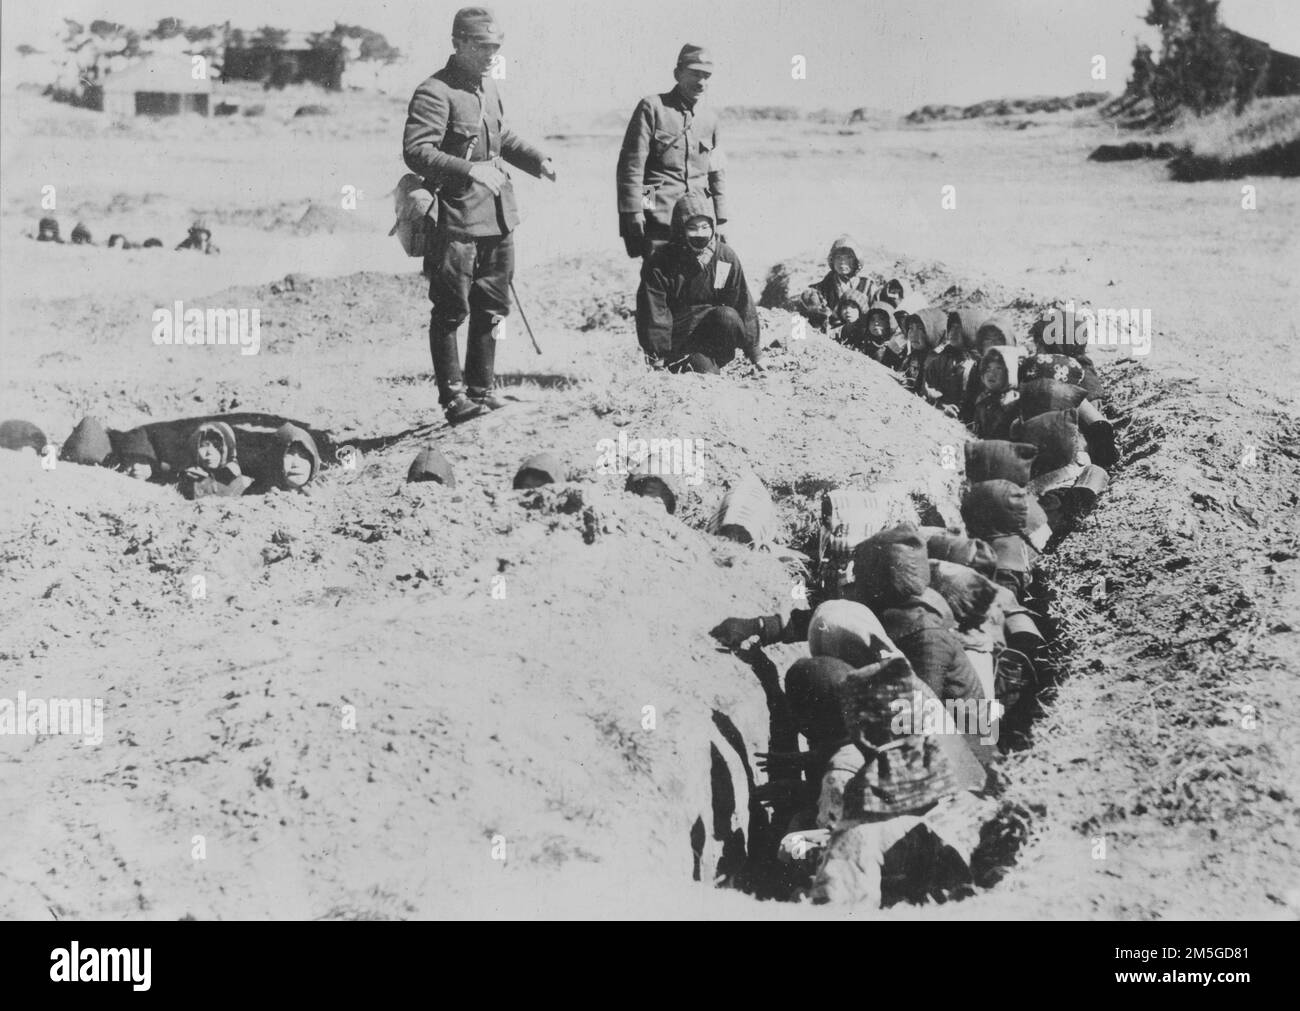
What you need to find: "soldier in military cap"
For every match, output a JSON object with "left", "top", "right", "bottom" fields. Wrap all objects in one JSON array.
[
  {"left": 403, "top": 6, "right": 556, "bottom": 425},
  {"left": 617, "top": 44, "right": 728, "bottom": 260}
]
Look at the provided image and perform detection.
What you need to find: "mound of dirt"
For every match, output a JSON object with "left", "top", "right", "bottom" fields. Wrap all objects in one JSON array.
[
  {"left": 0, "top": 251, "right": 982, "bottom": 917},
  {"left": 4, "top": 239, "right": 1297, "bottom": 919}
]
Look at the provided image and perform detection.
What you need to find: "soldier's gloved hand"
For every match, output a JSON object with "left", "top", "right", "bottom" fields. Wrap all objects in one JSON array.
[
  {"left": 540, "top": 158, "right": 557, "bottom": 182},
  {"left": 619, "top": 212, "right": 644, "bottom": 243},
  {"left": 715, "top": 218, "right": 727, "bottom": 244},
  {"left": 710, "top": 616, "right": 761, "bottom": 649},
  {"left": 468, "top": 162, "right": 507, "bottom": 195}
]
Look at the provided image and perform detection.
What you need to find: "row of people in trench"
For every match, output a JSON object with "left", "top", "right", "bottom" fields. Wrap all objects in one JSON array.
[
  {"left": 2, "top": 415, "right": 319, "bottom": 497},
  {"left": 702, "top": 248, "right": 1119, "bottom": 907},
  {"left": 32, "top": 216, "right": 219, "bottom": 254}
]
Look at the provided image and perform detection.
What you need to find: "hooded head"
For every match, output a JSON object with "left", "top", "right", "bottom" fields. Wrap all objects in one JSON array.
[
  {"left": 60, "top": 416, "right": 113, "bottom": 466},
  {"left": 962, "top": 480, "right": 1048, "bottom": 540},
  {"left": 670, "top": 193, "right": 716, "bottom": 252},
  {"left": 189, "top": 421, "right": 238, "bottom": 471},
  {"left": 784, "top": 655, "right": 854, "bottom": 746},
  {"left": 71, "top": 222, "right": 92, "bottom": 244},
  {"left": 0, "top": 419, "right": 49, "bottom": 455},
  {"left": 808, "top": 600, "right": 900, "bottom": 668},
  {"left": 964, "top": 439, "right": 1038, "bottom": 486},
  {"left": 892, "top": 294, "right": 926, "bottom": 335},
  {"left": 513, "top": 451, "right": 565, "bottom": 490},
  {"left": 833, "top": 656, "right": 988, "bottom": 813},
  {"left": 826, "top": 235, "right": 861, "bottom": 279},
  {"left": 946, "top": 309, "right": 986, "bottom": 353},
  {"left": 114, "top": 427, "right": 159, "bottom": 480},
  {"left": 879, "top": 277, "right": 909, "bottom": 307},
  {"left": 864, "top": 300, "right": 897, "bottom": 340},
  {"left": 1018, "top": 378, "right": 1087, "bottom": 421},
  {"left": 924, "top": 529, "right": 999, "bottom": 578},
  {"left": 836, "top": 288, "right": 871, "bottom": 326},
  {"left": 906, "top": 307, "right": 949, "bottom": 353},
  {"left": 1019, "top": 409, "right": 1087, "bottom": 475},
  {"left": 851, "top": 523, "right": 931, "bottom": 608},
  {"left": 976, "top": 314, "right": 1019, "bottom": 354},
  {"left": 979, "top": 345, "right": 1021, "bottom": 394},
  {"left": 272, "top": 423, "right": 320, "bottom": 490}
]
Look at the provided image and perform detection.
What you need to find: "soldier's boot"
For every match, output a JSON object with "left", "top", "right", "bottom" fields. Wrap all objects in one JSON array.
[
  {"left": 430, "top": 316, "right": 485, "bottom": 425},
  {"left": 465, "top": 309, "right": 504, "bottom": 411}
]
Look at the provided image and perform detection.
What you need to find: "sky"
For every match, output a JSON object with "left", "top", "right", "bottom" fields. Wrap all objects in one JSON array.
[{"left": 4, "top": 0, "right": 1299, "bottom": 114}]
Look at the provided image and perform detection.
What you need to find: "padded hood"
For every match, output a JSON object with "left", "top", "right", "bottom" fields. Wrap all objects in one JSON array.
[
  {"left": 826, "top": 235, "right": 862, "bottom": 273},
  {"left": 115, "top": 427, "right": 158, "bottom": 465},
  {"left": 864, "top": 300, "right": 897, "bottom": 337},
  {"left": 979, "top": 345, "right": 1021, "bottom": 393},
  {"left": 946, "top": 309, "right": 986, "bottom": 352},
  {"left": 907, "top": 307, "right": 949, "bottom": 352},
  {"left": 271, "top": 423, "right": 321, "bottom": 489},
  {"left": 0, "top": 419, "right": 49, "bottom": 454},
  {"left": 189, "top": 421, "right": 238, "bottom": 468},
  {"left": 976, "top": 314, "right": 1019, "bottom": 352},
  {"left": 670, "top": 192, "right": 715, "bottom": 243}
]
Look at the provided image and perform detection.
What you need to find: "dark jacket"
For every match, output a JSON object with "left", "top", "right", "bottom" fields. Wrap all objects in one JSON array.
[
  {"left": 636, "top": 194, "right": 759, "bottom": 363},
  {"left": 617, "top": 87, "right": 726, "bottom": 230},
  {"left": 403, "top": 57, "right": 548, "bottom": 239},
  {"left": 878, "top": 594, "right": 985, "bottom": 704}
]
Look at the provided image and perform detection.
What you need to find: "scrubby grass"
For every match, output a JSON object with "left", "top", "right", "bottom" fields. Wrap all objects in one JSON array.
[{"left": 1167, "top": 95, "right": 1300, "bottom": 180}]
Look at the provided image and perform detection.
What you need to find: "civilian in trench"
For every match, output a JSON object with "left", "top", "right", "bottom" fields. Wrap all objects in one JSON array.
[
  {"left": 711, "top": 523, "right": 985, "bottom": 715},
  {"left": 797, "top": 235, "right": 875, "bottom": 332}
]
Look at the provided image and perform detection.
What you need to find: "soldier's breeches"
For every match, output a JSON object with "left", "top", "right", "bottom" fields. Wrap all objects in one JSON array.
[{"left": 426, "top": 231, "right": 515, "bottom": 403}]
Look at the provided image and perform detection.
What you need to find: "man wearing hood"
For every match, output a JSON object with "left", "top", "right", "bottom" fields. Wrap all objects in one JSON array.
[
  {"left": 404, "top": 6, "right": 556, "bottom": 425},
  {"left": 618, "top": 45, "right": 727, "bottom": 260},
  {"left": 636, "top": 194, "right": 761, "bottom": 372}
]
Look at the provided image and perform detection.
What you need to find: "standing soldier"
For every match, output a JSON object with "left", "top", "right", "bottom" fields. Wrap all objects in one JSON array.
[
  {"left": 617, "top": 45, "right": 728, "bottom": 260},
  {"left": 403, "top": 6, "right": 556, "bottom": 425}
]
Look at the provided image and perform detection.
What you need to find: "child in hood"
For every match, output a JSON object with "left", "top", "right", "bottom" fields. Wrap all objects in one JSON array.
[
  {"left": 180, "top": 421, "right": 253, "bottom": 499},
  {"left": 972, "top": 345, "right": 1022, "bottom": 440},
  {"left": 877, "top": 277, "right": 909, "bottom": 307},
  {"left": 248, "top": 423, "right": 321, "bottom": 495},
  {"left": 832, "top": 289, "right": 875, "bottom": 354},
  {"left": 798, "top": 236, "right": 873, "bottom": 332},
  {"left": 852, "top": 300, "right": 909, "bottom": 370}
]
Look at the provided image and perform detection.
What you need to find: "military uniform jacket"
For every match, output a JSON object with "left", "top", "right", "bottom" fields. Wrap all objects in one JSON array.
[
  {"left": 617, "top": 89, "right": 728, "bottom": 230},
  {"left": 403, "top": 58, "right": 547, "bottom": 238}
]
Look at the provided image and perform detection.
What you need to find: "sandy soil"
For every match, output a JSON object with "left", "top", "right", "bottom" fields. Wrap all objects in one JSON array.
[{"left": 1, "top": 85, "right": 1297, "bottom": 919}]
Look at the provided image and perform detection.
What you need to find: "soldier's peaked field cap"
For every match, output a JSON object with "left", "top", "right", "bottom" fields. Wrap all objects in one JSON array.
[
  {"left": 677, "top": 45, "right": 713, "bottom": 71},
  {"left": 454, "top": 7, "right": 504, "bottom": 43}
]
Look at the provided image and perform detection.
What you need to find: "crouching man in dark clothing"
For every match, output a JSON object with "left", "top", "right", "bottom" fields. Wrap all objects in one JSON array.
[{"left": 635, "top": 193, "right": 761, "bottom": 374}]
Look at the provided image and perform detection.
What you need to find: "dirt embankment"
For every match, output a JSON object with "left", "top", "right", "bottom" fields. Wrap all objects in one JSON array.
[{"left": 3, "top": 240, "right": 1298, "bottom": 918}]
